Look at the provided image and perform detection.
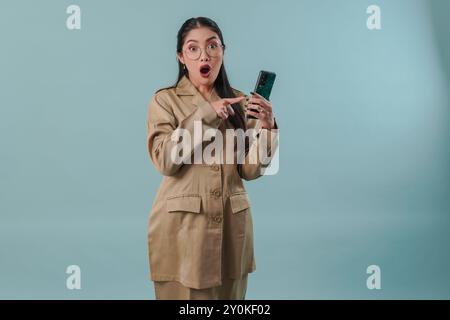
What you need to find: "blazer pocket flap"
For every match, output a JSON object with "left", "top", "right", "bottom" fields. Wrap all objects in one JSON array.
[
  {"left": 230, "top": 193, "right": 250, "bottom": 214},
  {"left": 166, "top": 195, "right": 202, "bottom": 213}
]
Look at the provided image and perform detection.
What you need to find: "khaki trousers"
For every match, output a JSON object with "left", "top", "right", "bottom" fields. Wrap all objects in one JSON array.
[{"left": 153, "top": 275, "right": 248, "bottom": 300}]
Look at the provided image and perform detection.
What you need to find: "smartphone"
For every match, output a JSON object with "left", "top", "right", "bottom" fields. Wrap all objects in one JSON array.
[{"left": 247, "top": 70, "right": 276, "bottom": 119}]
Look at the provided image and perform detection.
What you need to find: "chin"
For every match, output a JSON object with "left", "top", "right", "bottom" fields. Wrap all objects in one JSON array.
[{"left": 199, "top": 75, "right": 216, "bottom": 85}]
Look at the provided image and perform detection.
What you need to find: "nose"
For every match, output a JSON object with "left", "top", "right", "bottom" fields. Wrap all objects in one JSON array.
[{"left": 200, "top": 48, "right": 211, "bottom": 61}]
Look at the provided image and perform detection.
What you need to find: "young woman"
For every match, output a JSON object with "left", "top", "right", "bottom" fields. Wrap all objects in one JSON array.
[{"left": 146, "top": 16, "right": 279, "bottom": 300}]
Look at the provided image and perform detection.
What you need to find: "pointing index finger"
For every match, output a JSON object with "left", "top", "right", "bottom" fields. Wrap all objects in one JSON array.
[{"left": 223, "top": 96, "right": 246, "bottom": 104}]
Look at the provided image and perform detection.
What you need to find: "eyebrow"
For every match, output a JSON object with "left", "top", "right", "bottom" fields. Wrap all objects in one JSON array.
[{"left": 186, "top": 36, "right": 219, "bottom": 44}]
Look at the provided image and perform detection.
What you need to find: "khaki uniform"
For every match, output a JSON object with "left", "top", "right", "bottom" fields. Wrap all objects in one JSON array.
[
  {"left": 153, "top": 275, "right": 248, "bottom": 300},
  {"left": 146, "top": 75, "right": 279, "bottom": 296}
]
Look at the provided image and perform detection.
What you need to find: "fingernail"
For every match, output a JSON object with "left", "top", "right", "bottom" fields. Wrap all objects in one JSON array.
[{"left": 250, "top": 91, "right": 255, "bottom": 95}]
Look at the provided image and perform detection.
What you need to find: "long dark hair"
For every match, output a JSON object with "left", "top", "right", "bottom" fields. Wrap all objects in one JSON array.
[{"left": 174, "top": 17, "right": 247, "bottom": 133}]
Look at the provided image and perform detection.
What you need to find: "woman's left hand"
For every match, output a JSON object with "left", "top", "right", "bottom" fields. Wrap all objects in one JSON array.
[{"left": 245, "top": 91, "right": 276, "bottom": 129}]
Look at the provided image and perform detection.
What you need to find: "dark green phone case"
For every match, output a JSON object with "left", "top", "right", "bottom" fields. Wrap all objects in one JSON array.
[{"left": 248, "top": 70, "right": 276, "bottom": 119}]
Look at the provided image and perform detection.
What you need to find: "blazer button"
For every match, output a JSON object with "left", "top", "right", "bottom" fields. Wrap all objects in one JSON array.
[
  {"left": 211, "top": 189, "right": 221, "bottom": 198},
  {"left": 211, "top": 165, "right": 220, "bottom": 171},
  {"left": 214, "top": 216, "right": 223, "bottom": 223}
]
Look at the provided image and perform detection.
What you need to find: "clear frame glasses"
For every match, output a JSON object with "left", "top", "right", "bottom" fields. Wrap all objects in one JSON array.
[{"left": 183, "top": 41, "right": 225, "bottom": 60}]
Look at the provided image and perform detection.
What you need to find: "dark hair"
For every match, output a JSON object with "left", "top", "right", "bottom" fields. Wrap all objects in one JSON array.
[{"left": 174, "top": 17, "right": 247, "bottom": 133}]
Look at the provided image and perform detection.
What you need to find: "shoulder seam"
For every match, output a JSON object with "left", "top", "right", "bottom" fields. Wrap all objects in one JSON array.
[{"left": 154, "top": 85, "right": 176, "bottom": 95}]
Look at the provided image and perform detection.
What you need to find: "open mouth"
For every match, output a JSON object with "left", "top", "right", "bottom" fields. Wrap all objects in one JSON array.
[{"left": 200, "top": 64, "right": 212, "bottom": 77}]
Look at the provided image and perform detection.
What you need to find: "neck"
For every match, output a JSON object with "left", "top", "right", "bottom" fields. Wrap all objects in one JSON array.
[
  {"left": 198, "top": 85, "right": 213, "bottom": 96},
  {"left": 190, "top": 78, "right": 214, "bottom": 101}
]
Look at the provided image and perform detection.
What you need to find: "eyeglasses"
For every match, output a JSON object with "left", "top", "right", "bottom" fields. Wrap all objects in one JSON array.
[{"left": 183, "top": 42, "right": 225, "bottom": 60}]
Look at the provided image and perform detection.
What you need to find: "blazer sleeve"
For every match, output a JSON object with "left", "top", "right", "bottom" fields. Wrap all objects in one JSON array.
[
  {"left": 234, "top": 90, "right": 280, "bottom": 181},
  {"left": 238, "top": 117, "right": 279, "bottom": 181},
  {"left": 146, "top": 92, "right": 223, "bottom": 176}
]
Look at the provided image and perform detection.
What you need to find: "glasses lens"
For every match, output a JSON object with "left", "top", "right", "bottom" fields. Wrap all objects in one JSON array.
[
  {"left": 186, "top": 46, "right": 201, "bottom": 60},
  {"left": 184, "top": 43, "right": 223, "bottom": 60},
  {"left": 206, "top": 43, "right": 222, "bottom": 57}
]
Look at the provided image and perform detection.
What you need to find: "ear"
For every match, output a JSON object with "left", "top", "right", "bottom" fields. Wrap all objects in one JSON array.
[{"left": 176, "top": 52, "right": 185, "bottom": 66}]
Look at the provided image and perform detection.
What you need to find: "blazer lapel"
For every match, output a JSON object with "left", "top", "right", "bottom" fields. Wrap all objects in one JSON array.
[{"left": 176, "top": 75, "right": 202, "bottom": 107}]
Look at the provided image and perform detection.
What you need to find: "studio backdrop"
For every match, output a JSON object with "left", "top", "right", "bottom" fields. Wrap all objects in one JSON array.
[{"left": 0, "top": 0, "right": 449, "bottom": 299}]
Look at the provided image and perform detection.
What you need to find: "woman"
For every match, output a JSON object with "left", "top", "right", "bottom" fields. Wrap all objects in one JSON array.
[{"left": 146, "top": 17, "right": 279, "bottom": 300}]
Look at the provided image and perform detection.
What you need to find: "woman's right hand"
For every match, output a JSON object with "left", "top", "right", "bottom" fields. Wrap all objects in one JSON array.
[{"left": 210, "top": 96, "right": 245, "bottom": 120}]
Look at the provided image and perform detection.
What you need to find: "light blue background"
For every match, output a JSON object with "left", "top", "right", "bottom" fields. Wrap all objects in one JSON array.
[{"left": 1, "top": 0, "right": 449, "bottom": 299}]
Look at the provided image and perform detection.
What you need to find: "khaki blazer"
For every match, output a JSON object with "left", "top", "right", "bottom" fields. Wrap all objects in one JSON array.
[{"left": 146, "top": 74, "right": 279, "bottom": 289}]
